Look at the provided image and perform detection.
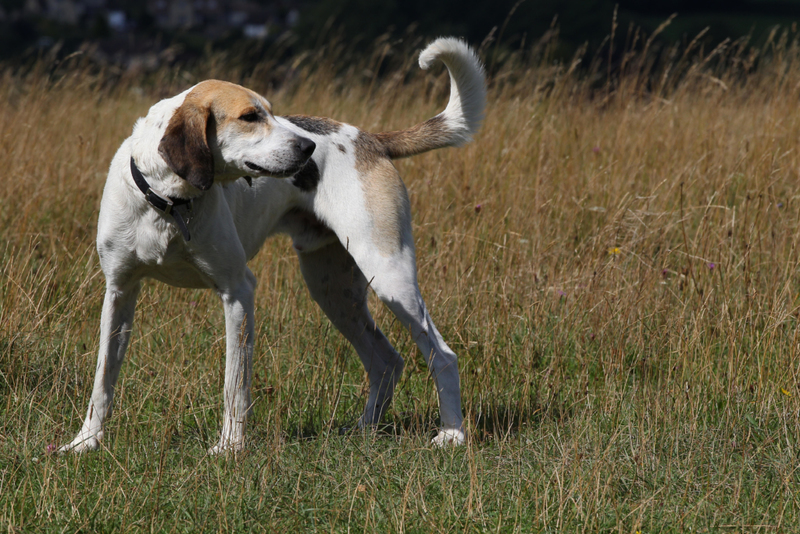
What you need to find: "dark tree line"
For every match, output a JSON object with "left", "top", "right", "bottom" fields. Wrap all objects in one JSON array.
[{"left": 2, "top": 0, "right": 800, "bottom": 64}]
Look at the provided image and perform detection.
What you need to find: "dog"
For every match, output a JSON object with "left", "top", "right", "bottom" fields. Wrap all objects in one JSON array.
[{"left": 61, "top": 37, "right": 486, "bottom": 453}]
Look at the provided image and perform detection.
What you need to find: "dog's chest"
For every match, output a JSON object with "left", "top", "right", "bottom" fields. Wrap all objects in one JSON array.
[
  {"left": 107, "top": 211, "right": 214, "bottom": 289},
  {"left": 139, "top": 235, "right": 212, "bottom": 288}
]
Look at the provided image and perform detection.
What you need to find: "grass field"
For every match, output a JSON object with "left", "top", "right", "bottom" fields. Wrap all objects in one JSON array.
[{"left": 3, "top": 29, "right": 800, "bottom": 532}]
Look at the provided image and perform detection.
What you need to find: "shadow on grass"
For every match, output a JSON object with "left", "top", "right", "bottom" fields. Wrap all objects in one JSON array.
[{"left": 275, "top": 397, "right": 577, "bottom": 445}]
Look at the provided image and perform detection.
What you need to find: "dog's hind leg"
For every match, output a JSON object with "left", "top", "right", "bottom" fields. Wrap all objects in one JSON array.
[
  {"left": 347, "top": 246, "right": 465, "bottom": 446},
  {"left": 297, "top": 241, "right": 404, "bottom": 428},
  {"left": 61, "top": 280, "right": 142, "bottom": 453}
]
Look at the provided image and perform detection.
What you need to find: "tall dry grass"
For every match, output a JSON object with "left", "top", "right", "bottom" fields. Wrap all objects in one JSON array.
[{"left": 2, "top": 27, "right": 800, "bottom": 531}]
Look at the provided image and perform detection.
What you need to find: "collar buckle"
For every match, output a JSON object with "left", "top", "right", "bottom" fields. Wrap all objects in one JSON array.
[{"left": 145, "top": 187, "right": 174, "bottom": 215}]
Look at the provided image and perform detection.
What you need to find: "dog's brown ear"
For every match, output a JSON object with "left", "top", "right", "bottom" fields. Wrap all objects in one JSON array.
[{"left": 158, "top": 100, "right": 215, "bottom": 191}]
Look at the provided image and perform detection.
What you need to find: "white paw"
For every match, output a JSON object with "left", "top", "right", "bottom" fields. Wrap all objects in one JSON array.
[
  {"left": 431, "top": 428, "right": 466, "bottom": 447},
  {"left": 59, "top": 433, "right": 102, "bottom": 454}
]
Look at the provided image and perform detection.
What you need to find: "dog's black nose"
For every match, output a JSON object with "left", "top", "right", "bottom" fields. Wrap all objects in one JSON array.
[{"left": 297, "top": 137, "right": 316, "bottom": 157}]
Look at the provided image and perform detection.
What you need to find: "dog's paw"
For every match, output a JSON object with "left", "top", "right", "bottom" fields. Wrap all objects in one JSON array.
[
  {"left": 208, "top": 439, "right": 245, "bottom": 455},
  {"left": 431, "top": 428, "right": 466, "bottom": 447},
  {"left": 58, "top": 434, "right": 102, "bottom": 454}
]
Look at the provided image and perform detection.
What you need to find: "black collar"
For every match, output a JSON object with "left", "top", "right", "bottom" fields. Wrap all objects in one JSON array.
[{"left": 130, "top": 157, "right": 194, "bottom": 241}]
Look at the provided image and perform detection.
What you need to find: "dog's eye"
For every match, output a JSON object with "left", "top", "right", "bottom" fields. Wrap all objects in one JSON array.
[{"left": 239, "top": 112, "right": 260, "bottom": 122}]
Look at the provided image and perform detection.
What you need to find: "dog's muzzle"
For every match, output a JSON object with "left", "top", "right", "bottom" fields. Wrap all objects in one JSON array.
[{"left": 245, "top": 136, "right": 316, "bottom": 178}]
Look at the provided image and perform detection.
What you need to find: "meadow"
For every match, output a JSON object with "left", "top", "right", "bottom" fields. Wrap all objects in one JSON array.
[{"left": 3, "top": 27, "right": 800, "bottom": 532}]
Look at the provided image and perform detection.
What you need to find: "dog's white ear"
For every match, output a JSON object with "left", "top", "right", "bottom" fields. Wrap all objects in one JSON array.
[{"left": 158, "top": 100, "right": 215, "bottom": 191}]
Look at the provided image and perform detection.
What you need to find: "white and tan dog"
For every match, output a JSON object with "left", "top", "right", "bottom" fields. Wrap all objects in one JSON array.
[{"left": 61, "top": 37, "right": 486, "bottom": 453}]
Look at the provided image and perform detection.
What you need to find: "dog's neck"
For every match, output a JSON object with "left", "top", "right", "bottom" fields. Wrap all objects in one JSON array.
[
  {"left": 128, "top": 153, "right": 204, "bottom": 200},
  {"left": 129, "top": 157, "right": 194, "bottom": 241}
]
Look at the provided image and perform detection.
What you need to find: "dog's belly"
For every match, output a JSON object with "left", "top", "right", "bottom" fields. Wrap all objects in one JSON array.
[
  {"left": 147, "top": 263, "right": 212, "bottom": 289},
  {"left": 277, "top": 208, "right": 338, "bottom": 253}
]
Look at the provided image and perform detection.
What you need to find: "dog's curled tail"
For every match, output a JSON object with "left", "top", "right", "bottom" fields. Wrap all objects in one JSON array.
[{"left": 375, "top": 37, "right": 486, "bottom": 159}]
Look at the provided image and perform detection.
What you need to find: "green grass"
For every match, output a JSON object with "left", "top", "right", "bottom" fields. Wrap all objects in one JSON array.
[{"left": 4, "top": 29, "right": 800, "bottom": 531}]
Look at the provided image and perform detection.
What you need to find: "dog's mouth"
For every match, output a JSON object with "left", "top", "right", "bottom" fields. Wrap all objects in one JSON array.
[
  {"left": 245, "top": 160, "right": 308, "bottom": 179},
  {"left": 245, "top": 161, "right": 268, "bottom": 173}
]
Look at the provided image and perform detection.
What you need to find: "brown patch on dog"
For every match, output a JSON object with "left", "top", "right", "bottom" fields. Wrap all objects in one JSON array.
[
  {"left": 159, "top": 80, "right": 273, "bottom": 191},
  {"left": 353, "top": 130, "right": 387, "bottom": 167},
  {"left": 354, "top": 131, "right": 410, "bottom": 256},
  {"left": 189, "top": 80, "right": 273, "bottom": 118},
  {"left": 373, "top": 115, "right": 450, "bottom": 159},
  {"left": 159, "top": 98, "right": 214, "bottom": 190}
]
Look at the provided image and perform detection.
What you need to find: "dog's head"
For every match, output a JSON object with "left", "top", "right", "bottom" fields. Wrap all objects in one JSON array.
[{"left": 158, "top": 80, "right": 315, "bottom": 191}]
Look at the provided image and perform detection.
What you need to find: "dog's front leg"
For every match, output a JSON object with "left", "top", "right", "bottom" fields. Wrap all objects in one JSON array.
[
  {"left": 61, "top": 281, "right": 141, "bottom": 453},
  {"left": 209, "top": 268, "right": 257, "bottom": 454}
]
